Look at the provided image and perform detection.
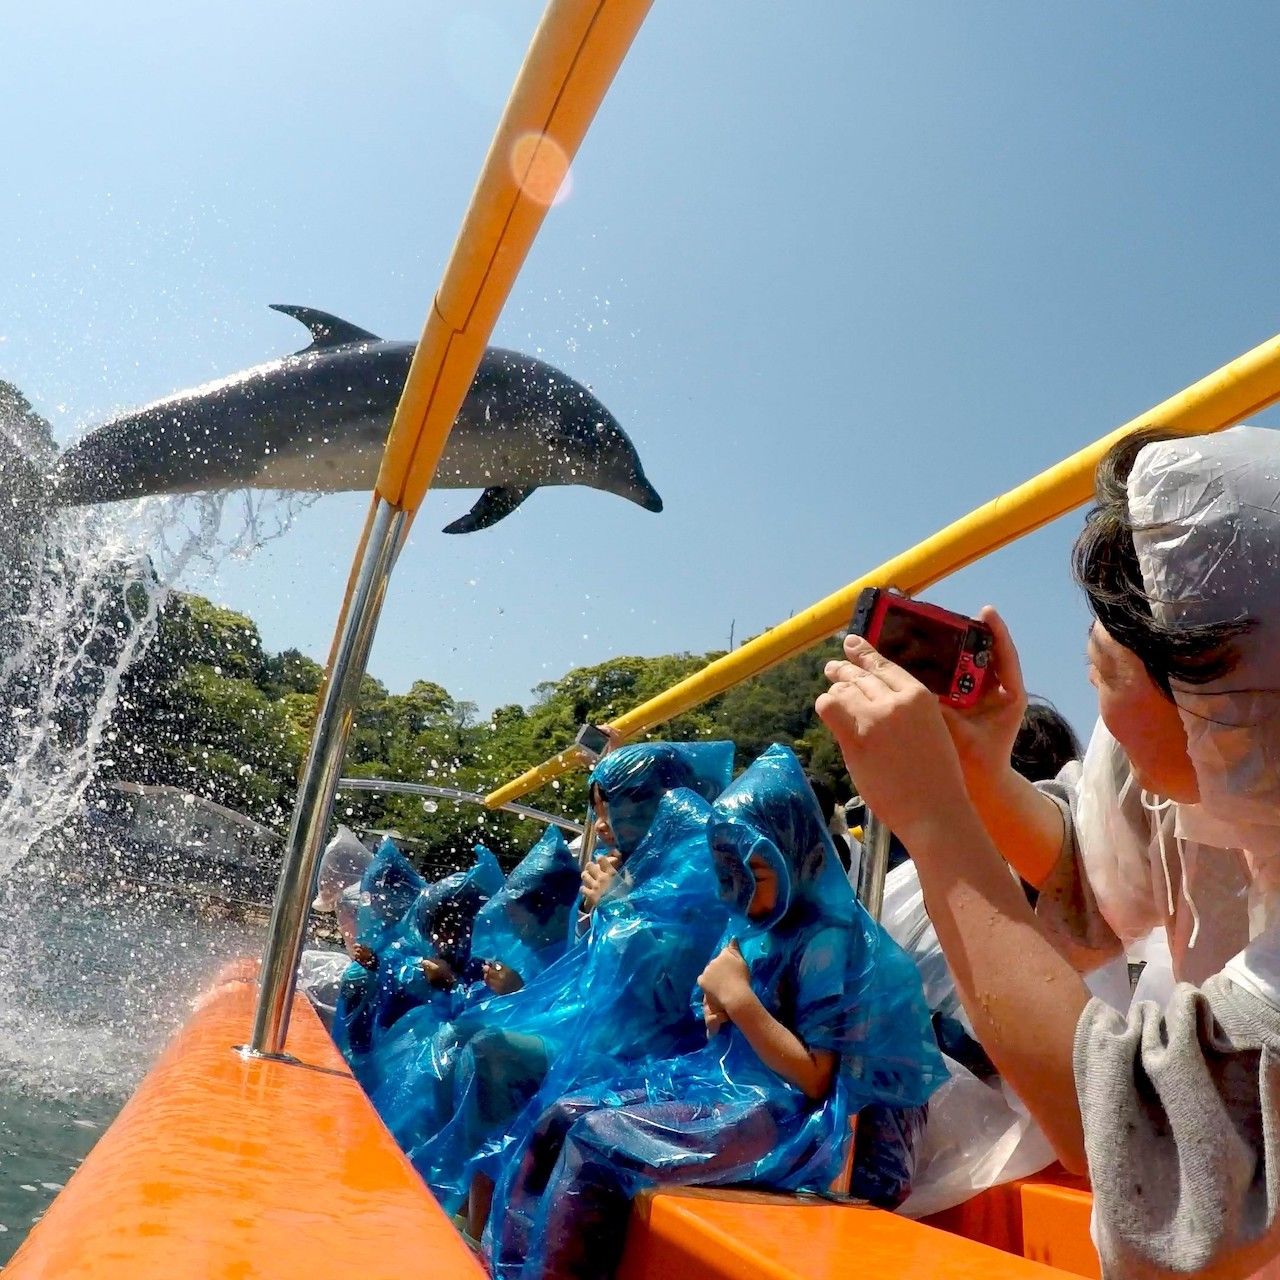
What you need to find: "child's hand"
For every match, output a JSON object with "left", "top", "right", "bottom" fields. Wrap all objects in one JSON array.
[
  {"left": 580, "top": 855, "right": 620, "bottom": 912},
  {"left": 483, "top": 960, "right": 524, "bottom": 995},
  {"left": 697, "top": 941, "right": 752, "bottom": 1023},
  {"left": 420, "top": 957, "right": 456, "bottom": 989}
]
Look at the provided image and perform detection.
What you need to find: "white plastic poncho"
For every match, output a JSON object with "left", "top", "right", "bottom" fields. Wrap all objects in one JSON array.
[
  {"left": 298, "top": 828, "right": 373, "bottom": 1024},
  {"left": 1071, "top": 718, "right": 1249, "bottom": 988},
  {"left": 312, "top": 825, "right": 372, "bottom": 913},
  {"left": 1119, "top": 426, "right": 1280, "bottom": 1006},
  {"left": 881, "top": 861, "right": 1055, "bottom": 1218}
]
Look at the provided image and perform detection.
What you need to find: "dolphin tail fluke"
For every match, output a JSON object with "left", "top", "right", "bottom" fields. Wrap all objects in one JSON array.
[{"left": 442, "top": 486, "right": 535, "bottom": 535}]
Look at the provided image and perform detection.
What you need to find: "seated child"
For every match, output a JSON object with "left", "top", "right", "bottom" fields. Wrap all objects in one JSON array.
[
  {"left": 470, "top": 825, "right": 583, "bottom": 996},
  {"left": 574, "top": 740, "right": 735, "bottom": 934},
  {"left": 369, "top": 826, "right": 580, "bottom": 1126},
  {"left": 409, "top": 741, "right": 735, "bottom": 1231},
  {"left": 331, "top": 837, "right": 425, "bottom": 1067},
  {"left": 362, "top": 846, "right": 504, "bottom": 1063},
  {"left": 485, "top": 744, "right": 945, "bottom": 1280}
]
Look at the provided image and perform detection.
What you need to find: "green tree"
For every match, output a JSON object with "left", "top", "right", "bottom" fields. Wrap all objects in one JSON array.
[{"left": 104, "top": 590, "right": 854, "bottom": 873}]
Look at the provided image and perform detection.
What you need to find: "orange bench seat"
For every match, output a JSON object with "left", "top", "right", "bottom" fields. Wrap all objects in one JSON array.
[{"left": 619, "top": 1185, "right": 1085, "bottom": 1280}]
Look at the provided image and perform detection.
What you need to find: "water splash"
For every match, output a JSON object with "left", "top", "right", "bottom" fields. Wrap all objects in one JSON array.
[{"left": 0, "top": 486, "right": 319, "bottom": 874}]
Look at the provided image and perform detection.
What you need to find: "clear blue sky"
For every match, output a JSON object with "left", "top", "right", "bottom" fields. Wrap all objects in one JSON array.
[{"left": 4, "top": 2, "right": 1280, "bottom": 750}]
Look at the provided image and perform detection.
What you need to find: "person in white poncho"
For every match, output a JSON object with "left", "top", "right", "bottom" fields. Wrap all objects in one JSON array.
[
  {"left": 297, "top": 826, "right": 373, "bottom": 1027},
  {"left": 819, "top": 425, "right": 1280, "bottom": 1279}
]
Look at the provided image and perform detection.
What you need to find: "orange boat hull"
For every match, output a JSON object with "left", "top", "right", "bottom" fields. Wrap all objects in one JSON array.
[{"left": 6, "top": 964, "right": 1097, "bottom": 1279}]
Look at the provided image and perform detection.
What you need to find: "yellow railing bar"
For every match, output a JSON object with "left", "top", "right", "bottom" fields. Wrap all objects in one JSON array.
[
  {"left": 376, "top": 0, "right": 653, "bottom": 516},
  {"left": 487, "top": 330, "right": 1280, "bottom": 808}
]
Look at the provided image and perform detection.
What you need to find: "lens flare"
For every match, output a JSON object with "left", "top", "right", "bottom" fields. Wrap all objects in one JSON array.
[{"left": 509, "top": 131, "right": 573, "bottom": 208}]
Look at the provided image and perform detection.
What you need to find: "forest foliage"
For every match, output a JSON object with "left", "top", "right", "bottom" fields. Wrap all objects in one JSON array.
[{"left": 105, "top": 591, "right": 849, "bottom": 871}]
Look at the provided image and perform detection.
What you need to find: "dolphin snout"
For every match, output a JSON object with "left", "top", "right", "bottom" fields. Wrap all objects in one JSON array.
[{"left": 631, "top": 479, "right": 663, "bottom": 513}]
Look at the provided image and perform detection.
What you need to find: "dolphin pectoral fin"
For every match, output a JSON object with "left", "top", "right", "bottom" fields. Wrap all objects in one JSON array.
[
  {"left": 442, "top": 486, "right": 536, "bottom": 534},
  {"left": 269, "top": 305, "right": 380, "bottom": 352}
]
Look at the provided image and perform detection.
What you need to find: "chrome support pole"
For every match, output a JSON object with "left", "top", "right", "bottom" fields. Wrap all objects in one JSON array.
[
  {"left": 834, "top": 807, "right": 894, "bottom": 1198},
  {"left": 334, "top": 777, "right": 585, "bottom": 835},
  {"left": 576, "top": 810, "right": 599, "bottom": 872},
  {"left": 247, "top": 498, "right": 408, "bottom": 1058},
  {"left": 855, "top": 809, "right": 892, "bottom": 923}
]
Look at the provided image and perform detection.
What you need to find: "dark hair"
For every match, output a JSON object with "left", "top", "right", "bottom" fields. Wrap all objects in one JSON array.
[
  {"left": 805, "top": 773, "right": 836, "bottom": 822},
  {"left": 1072, "top": 427, "right": 1252, "bottom": 698},
  {"left": 1011, "top": 698, "right": 1082, "bottom": 783}
]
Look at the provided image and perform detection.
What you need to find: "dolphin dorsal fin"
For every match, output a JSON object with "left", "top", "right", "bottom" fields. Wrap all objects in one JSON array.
[{"left": 270, "top": 304, "right": 380, "bottom": 352}]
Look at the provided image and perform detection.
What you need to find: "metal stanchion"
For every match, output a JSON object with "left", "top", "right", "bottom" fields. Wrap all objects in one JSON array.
[
  {"left": 335, "top": 778, "right": 584, "bottom": 834},
  {"left": 855, "top": 809, "right": 892, "bottom": 923},
  {"left": 245, "top": 497, "right": 407, "bottom": 1059}
]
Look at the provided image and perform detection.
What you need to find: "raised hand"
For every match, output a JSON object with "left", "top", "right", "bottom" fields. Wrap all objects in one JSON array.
[
  {"left": 817, "top": 633, "right": 969, "bottom": 841},
  {"left": 580, "top": 854, "right": 620, "bottom": 912}
]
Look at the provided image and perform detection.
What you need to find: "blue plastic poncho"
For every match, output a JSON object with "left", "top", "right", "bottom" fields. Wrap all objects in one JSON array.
[
  {"left": 405, "top": 743, "right": 734, "bottom": 1214},
  {"left": 358, "top": 846, "right": 504, "bottom": 1089},
  {"left": 367, "top": 846, "right": 505, "bottom": 1044},
  {"left": 487, "top": 745, "right": 946, "bottom": 1280},
  {"left": 331, "top": 838, "right": 425, "bottom": 1063},
  {"left": 368, "top": 830, "right": 580, "bottom": 1127},
  {"left": 563, "top": 739, "right": 736, "bottom": 945},
  {"left": 587, "top": 740, "right": 735, "bottom": 860},
  {"left": 469, "top": 825, "right": 581, "bottom": 984},
  {"left": 352, "top": 838, "right": 426, "bottom": 954}
]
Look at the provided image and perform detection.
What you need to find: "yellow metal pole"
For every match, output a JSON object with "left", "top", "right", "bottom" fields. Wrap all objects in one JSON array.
[{"left": 487, "top": 330, "right": 1280, "bottom": 809}]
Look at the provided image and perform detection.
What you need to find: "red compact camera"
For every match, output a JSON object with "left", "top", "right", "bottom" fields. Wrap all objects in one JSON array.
[{"left": 849, "top": 588, "right": 994, "bottom": 709}]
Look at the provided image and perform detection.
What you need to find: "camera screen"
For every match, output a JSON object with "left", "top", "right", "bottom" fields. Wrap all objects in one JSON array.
[
  {"left": 577, "top": 725, "right": 610, "bottom": 756},
  {"left": 877, "top": 606, "right": 964, "bottom": 695}
]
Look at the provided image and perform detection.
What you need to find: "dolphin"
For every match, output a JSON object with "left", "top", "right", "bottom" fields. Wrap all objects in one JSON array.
[{"left": 44, "top": 305, "right": 663, "bottom": 534}]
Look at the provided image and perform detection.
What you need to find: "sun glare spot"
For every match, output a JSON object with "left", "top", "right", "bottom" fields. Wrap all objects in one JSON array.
[{"left": 509, "top": 131, "right": 573, "bottom": 208}]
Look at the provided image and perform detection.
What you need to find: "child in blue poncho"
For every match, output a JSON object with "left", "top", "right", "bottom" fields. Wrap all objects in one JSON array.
[
  {"left": 469, "top": 825, "right": 583, "bottom": 996},
  {"left": 365, "top": 847, "right": 504, "bottom": 1044},
  {"left": 368, "top": 826, "right": 580, "bottom": 1131},
  {"left": 410, "top": 741, "right": 735, "bottom": 1238},
  {"left": 485, "top": 745, "right": 946, "bottom": 1280},
  {"left": 334, "top": 842, "right": 502, "bottom": 1087},
  {"left": 331, "top": 838, "right": 425, "bottom": 1066}
]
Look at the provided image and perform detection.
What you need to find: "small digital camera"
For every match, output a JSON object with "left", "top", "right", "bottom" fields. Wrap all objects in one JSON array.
[
  {"left": 849, "top": 588, "right": 994, "bottom": 710},
  {"left": 574, "top": 723, "right": 612, "bottom": 764}
]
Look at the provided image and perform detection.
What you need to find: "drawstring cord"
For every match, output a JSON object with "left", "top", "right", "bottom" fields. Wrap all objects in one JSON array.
[{"left": 1140, "top": 788, "right": 1202, "bottom": 948}]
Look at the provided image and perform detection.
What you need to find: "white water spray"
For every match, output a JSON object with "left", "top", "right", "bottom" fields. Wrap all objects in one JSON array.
[{"left": 0, "top": 487, "right": 318, "bottom": 873}]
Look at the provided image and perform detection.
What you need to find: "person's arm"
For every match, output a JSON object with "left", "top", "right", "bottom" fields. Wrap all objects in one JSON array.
[
  {"left": 697, "top": 944, "right": 838, "bottom": 1101},
  {"left": 963, "top": 764, "right": 1066, "bottom": 890},
  {"left": 934, "top": 607, "right": 1067, "bottom": 888},
  {"left": 901, "top": 804, "right": 1088, "bottom": 1170},
  {"left": 818, "top": 636, "right": 1087, "bottom": 1168}
]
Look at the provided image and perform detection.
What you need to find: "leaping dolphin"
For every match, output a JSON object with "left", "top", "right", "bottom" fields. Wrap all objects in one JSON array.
[{"left": 43, "top": 305, "right": 663, "bottom": 534}]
